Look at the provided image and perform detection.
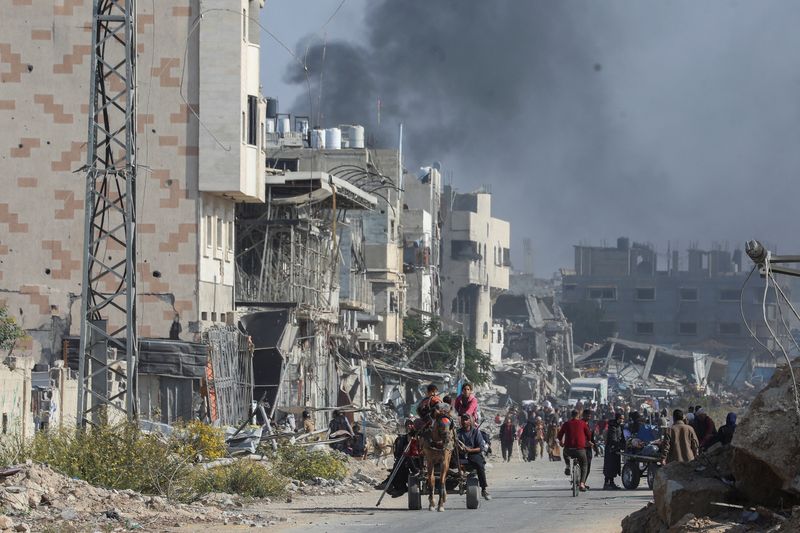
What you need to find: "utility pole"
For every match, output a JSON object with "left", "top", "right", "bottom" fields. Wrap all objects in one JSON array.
[{"left": 77, "top": 0, "right": 138, "bottom": 425}]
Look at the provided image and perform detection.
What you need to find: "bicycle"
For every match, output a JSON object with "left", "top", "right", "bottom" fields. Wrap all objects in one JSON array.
[
  {"left": 562, "top": 448, "right": 581, "bottom": 497},
  {"left": 570, "top": 455, "right": 580, "bottom": 497}
]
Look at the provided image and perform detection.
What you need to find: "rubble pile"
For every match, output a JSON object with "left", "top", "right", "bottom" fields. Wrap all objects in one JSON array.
[
  {"left": 622, "top": 360, "right": 800, "bottom": 533},
  {"left": 0, "top": 462, "right": 225, "bottom": 531},
  {"left": 730, "top": 361, "right": 800, "bottom": 507}
]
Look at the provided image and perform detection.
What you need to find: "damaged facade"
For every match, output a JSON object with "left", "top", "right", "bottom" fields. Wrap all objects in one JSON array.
[
  {"left": 440, "top": 187, "right": 511, "bottom": 353},
  {"left": 0, "top": 2, "right": 513, "bottom": 437},
  {"left": 0, "top": 1, "right": 266, "bottom": 434},
  {"left": 560, "top": 238, "right": 783, "bottom": 352},
  {"left": 492, "top": 293, "right": 575, "bottom": 400}
]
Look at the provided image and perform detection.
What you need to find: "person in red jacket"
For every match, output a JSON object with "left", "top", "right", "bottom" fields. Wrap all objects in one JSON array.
[{"left": 558, "top": 409, "right": 592, "bottom": 491}]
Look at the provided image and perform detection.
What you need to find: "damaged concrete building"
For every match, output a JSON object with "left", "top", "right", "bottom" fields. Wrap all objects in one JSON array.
[
  {"left": 0, "top": 2, "right": 515, "bottom": 437},
  {"left": 492, "top": 293, "right": 575, "bottom": 401},
  {"left": 440, "top": 187, "right": 511, "bottom": 355},
  {"left": 0, "top": 1, "right": 267, "bottom": 433},
  {"left": 560, "top": 238, "right": 784, "bottom": 372},
  {"left": 576, "top": 337, "right": 728, "bottom": 395}
]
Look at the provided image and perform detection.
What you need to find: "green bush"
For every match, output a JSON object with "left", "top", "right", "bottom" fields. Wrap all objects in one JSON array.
[
  {"left": 171, "top": 420, "right": 227, "bottom": 461},
  {"left": 191, "top": 460, "right": 286, "bottom": 498},
  {"left": 1, "top": 423, "right": 197, "bottom": 500},
  {"left": 274, "top": 445, "right": 347, "bottom": 481}
]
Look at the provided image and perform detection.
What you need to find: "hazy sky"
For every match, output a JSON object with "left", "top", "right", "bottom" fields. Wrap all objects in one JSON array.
[{"left": 260, "top": 1, "right": 800, "bottom": 276}]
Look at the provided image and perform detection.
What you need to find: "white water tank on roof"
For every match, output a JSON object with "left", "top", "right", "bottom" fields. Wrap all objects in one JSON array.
[
  {"left": 311, "top": 128, "right": 326, "bottom": 149},
  {"left": 341, "top": 124, "right": 365, "bottom": 149},
  {"left": 297, "top": 119, "right": 309, "bottom": 135},
  {"left": 265, "top": 119, "right": 275, "bottom": 133},
  {"left": 278, "top": 117, "right": 291, "bottom": 135},
  {"left": 325, "top": 127, "right": 342, "bottom": 150}
]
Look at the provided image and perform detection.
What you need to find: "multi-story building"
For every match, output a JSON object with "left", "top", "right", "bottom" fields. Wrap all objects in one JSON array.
[
  {"left": 402, "top": 166, "right": 443, "bottom": 316},
  {"left": 560, "top": 237, "right": 781, "bottom": 355},
  {"left": 440, "top": 186, "right": 510, "bottom": 353},
  {"left": 263, "top": 142, "right": 406, "bottom": 345},
  {"left": 0, "top": 1, "right": 266, "bottom": 367}
]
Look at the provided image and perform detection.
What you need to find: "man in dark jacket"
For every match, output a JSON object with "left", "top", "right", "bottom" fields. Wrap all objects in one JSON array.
[
  {"left": 716, "top": 412, "right": 737, "bottom": 445},
  {"left": 603, "top": 412, "right": 625, "bottom": 490},
  {"left": 660, "top": 409, "right": 699, "bottom": 464},
  {"left": 694, "top": 408, "right": 717, "bottom": 451},
  {"left": 457, "top": 414, "right": 491, "bottom": 500}
]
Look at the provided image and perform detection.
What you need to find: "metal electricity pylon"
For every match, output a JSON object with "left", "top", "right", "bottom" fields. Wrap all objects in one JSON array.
[{"left": 77, "top": 0, "right": 138, "bottom": 426}]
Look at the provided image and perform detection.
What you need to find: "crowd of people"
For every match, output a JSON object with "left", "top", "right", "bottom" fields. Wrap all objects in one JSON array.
[{"left": 327, "top": 382, "right": 741, "bottom": 500}]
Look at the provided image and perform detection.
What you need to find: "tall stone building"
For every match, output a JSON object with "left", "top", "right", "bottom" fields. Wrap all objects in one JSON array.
[{"left": 0, "top": 0, "right": 266, "bottom": 363}]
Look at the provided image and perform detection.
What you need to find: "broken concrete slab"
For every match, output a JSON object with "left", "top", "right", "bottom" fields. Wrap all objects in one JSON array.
[
  {"left": 732, "top": 360, "right": 800, "bottom": 507},
  {"left": 653, "top": 460, "right": 734, "bottom": 526}
]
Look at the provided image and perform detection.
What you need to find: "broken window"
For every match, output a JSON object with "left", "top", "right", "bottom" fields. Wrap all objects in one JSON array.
[
  {"left": 680, "top": 288, "right": 698, "bottom": 301},
  {"left": 588, "top": 287, "right": 616, "bottom": 300},
  {"left": 502, "top": 248, "right": 511, "bottom": 267},
  {"left": 635, "top": 322, "right": 654, "bottom": 335},
  {"left": 679, "top": 322, "right": 697, "bottom": 335},
  {"left": 719, "top": 289, "right": 739, "bottom": 302},
  {"left": 719, "top": 322, "right": 741, "bottom": 335},
  {"left": 267, "top": 158, "right": 300, "bottom": 171},
  {"left": 635, "top": 288, "right": 656, "bottom": 301},
  {"left": 483, "top": 321, "right": 489, "bottom": 339},
  {"left": 247, "top": 95, "right": 258, "bottom": 146},
  {"left": 451, "top": 240, "right": 480, "bottom": 260}
]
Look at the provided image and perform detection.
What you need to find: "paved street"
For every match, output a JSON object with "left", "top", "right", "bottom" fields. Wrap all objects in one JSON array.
[{"left": 276, "top": 453, "right": 652, "bottom": 533}]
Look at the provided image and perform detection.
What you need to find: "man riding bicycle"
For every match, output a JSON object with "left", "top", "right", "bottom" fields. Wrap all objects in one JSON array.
[{"left": 558, "top": 409, "right": 592, "bottom": 492}]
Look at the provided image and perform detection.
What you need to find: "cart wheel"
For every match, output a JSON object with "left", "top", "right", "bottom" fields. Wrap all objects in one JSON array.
[
  {"left": 622, "top": 462, "right": 641, "bottom": 490},
  {"left": 466, "top": 476, "right": 480, "bottom": 509},
  {"left": 647, "top": 464, "right": 659, "bottom": 490},
  {"left": 408, "top": 475, "right": 422, "bottom": 510}
]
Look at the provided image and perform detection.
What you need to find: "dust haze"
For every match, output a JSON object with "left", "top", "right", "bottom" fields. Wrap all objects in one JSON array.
[{"left": 284, "top": 1, "right": 800, "bottom": 275}]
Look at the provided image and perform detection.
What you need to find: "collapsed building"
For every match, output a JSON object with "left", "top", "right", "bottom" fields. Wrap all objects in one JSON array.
[
  {"left": 492, "top": 293, "right": 575, "bottom": 401},
  {"left": 576, "top": 337, "right": 728, "bottom": 396}
]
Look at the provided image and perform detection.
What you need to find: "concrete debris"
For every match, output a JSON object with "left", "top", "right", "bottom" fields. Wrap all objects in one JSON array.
[
  {"left": 653, "top": 459, "right": 734, "bottom": 527},
  {"left": 731, "top": 359, "right": 800, "bottom": 507},
  {"left": 622, "top": 360, "right": 800, "bottom": 532},
  {"left": 0, "top": 462, "right": 223, "bottom": 530}
]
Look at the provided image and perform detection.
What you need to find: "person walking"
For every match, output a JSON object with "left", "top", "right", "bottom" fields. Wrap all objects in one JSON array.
[
  {"left": 603, "top": 412, "right": 625, "bottom": 490},
  {"left": 581, "top": 409, "right": 597, "bottom": 484},
  {"left": 534, "top": 416, "right": 546, "bottom": 460},
  {"left": 660, "top": 409, "right": 699, "bottom": 464},
  {"left": 499, "top": 416, "right": 517, "bottom": 462},
  {"left": 521, "top": 414, "right": 536, "bottom": 461}
]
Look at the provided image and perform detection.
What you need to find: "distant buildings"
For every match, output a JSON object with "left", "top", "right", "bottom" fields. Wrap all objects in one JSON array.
[{"left": 560, "top": 237, "right": 781, "bottom": 355}]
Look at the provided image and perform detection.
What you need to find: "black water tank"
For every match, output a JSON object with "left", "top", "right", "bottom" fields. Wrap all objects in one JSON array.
[
  {"left": 617, "top": 237, "right": 630, "bottom": 250},
  {"left": 265, "top": 97, "right": 278, "bottom": 119}
]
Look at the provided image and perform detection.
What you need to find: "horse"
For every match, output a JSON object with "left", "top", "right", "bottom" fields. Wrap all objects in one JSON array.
[{"left": 421, "top": 416, "right": 454, "bottom": 512}]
